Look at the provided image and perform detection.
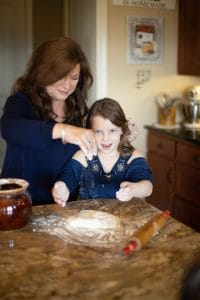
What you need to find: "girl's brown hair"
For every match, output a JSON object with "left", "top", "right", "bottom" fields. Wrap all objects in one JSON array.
[
  {"left": 86, "top": 98, "right": 134, "bottom": 156},
  {"left": 12, "top": 36, "right": 93, "bottom": 126}
]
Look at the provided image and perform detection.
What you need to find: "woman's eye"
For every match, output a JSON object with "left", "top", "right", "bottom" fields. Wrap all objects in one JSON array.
[{"left": 72, "top": 77, "right": 79, "bottom": 81}]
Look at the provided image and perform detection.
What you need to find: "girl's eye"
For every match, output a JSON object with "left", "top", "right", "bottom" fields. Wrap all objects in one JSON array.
[
  {"left": 94, "top": 130, "right": 101, "bottom": 134},
  {"left": 110, "top": 129, "right": 118, "bottom": 133}
]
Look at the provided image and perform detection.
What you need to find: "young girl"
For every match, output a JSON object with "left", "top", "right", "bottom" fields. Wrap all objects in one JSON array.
[{"left": 52, "top": 98, "right": 153, "bottom": 206}]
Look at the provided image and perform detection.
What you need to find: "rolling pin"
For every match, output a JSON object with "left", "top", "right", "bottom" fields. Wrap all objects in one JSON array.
[{"left": 123, "top": 210, "right": 170, "bottom": 255}]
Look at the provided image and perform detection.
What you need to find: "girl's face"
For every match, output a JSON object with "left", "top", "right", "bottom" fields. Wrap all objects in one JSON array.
[
  {"left": 92, "top": 116, "right": 122, "bottom": 155},
  {"left": 45, "top": 64, "right": 80, "bottom": 101}
]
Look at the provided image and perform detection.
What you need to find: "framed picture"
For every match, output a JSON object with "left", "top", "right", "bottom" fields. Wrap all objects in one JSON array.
[{"left": 127, "top": 16, "right": 163, "bottom": 64}]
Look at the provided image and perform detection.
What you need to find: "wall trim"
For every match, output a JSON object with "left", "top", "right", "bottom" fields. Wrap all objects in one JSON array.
[{"left": 95, "top": 0, "right": 108, "bottom": 98}]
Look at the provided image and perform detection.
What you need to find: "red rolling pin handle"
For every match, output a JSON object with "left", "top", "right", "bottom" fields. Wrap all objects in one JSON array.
[{"left": 123, "top": 210, "right": 170, "bottom": 256}]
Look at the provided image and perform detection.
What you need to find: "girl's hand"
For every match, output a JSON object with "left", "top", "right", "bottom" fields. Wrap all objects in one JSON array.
[
  {"left": 52, "top": 181, "right": 70, "bottom": 207},
  {"left": 116, "top": 180, "right": 153, "bottom": 201},
  {"left": 116, "top": 182, "right": 134, "bottom": 202}
]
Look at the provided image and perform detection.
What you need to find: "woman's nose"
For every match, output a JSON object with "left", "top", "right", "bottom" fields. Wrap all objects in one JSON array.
[{"left": 61, "top": 78, "right": 71, "bottom": 90}]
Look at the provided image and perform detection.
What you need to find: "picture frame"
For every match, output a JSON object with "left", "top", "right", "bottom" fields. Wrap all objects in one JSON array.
[{"left": 127, "top": 16, "right": 163, "bottom": 64}]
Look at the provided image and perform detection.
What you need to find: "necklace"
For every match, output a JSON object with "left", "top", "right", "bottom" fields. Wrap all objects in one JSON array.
[{"left": 103, "top": 172, "right": 113, "bottom": 180}]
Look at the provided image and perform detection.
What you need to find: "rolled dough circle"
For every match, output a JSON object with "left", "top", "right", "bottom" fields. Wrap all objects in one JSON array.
[{"left": 65, "top": 210, "right": 121, "bottom": 230}]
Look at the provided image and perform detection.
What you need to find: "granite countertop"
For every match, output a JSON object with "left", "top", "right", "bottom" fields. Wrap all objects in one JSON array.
[
  {"left": 1, "top": 198, "right": 200, "bottom": 300},
  {"left": 145, "top": 124, "right": 200, "bottom": 145}
]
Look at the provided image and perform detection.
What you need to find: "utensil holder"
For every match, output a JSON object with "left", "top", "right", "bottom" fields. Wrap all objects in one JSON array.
[{"left": 158, "top": 107, "right": 176, "bottom": 125}]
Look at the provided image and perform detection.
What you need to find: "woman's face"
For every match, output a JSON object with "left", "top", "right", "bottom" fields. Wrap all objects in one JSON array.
[
  {"left": 92, "top": 115, "right": 122, "bottom": 155},
  {"left": 45, "top": 64, "right": 81, "bottom": 101}
]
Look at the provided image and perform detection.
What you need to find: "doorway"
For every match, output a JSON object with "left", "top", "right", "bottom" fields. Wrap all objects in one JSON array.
[
  {"left": 0, "top": 0, "right": 107, "bottom": 168},
  {"left": 0, "top": 0, "right": 65, "bottom": 167},
  {"left": 0, "top": 0, "right": 32, "bottom": 167}
]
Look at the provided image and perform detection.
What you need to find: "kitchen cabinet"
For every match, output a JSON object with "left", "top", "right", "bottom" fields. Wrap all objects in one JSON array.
[
  {"left": 146, "top": 128, "right": 200, "bottom": 232},
  {"left": 147, "top": 132, "right": 175, "bottom": 212},
  {"left": 178, "top": 0, "right": 200, "bottom": 75},
  {"left": 174, "top": 142, "right": 200, "bottom": 232}
]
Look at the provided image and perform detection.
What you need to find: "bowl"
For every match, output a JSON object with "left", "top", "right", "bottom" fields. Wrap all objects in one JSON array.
[
  {"left": 182, "top": 102, "right": 200, "bottom": 124},
  {"left": 0, "top": 178, "right": 32, "bottom": 230}
]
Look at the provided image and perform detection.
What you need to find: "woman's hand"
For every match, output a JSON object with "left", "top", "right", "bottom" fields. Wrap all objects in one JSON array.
[
  {"left": 128, "top": 121, "right": 138, "bottom": 142},
  {"left": 53, "top": 124, "right": 97, "bottom": 160},
  {"left": 52, "top": 181, "right": 70, "bottom": 207}
]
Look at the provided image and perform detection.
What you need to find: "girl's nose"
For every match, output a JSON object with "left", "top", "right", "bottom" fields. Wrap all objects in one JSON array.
[{"left": 102, "top": 132, "right": 109, "bottom": 141}]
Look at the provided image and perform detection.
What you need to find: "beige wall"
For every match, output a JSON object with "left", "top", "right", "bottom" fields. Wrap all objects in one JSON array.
[
  {"left": 66, "top": 0, "right": 96, "bottom": 100},
  {"left": 33, "top": 0, "right": 63, "bottom": 48},
  {"left": 106, "top": 0, "right": 200, "bottom": 156}
]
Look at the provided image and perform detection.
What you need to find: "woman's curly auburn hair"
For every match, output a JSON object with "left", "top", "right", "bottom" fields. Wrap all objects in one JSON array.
[
  {"left": 85, "top": 98, "right": 134, "bottom": 156},
  {"left": 12, "top": 36, "right": 93, "bottom": 127}
]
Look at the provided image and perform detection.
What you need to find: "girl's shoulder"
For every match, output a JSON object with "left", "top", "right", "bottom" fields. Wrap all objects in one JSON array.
[
  {"left": 127, "top": 149, "right": 144, "bottom": 164},
  {"left": 72, "top": 150, "right": 88, "bottom": 167}
]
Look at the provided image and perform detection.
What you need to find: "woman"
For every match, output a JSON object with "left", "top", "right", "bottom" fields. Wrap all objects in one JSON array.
[
  {"left": 52, "top": 97, "right": 153, "bottom": 206},
  {"left": 0, "top": 36, "right": 96, "bottom": 205}
]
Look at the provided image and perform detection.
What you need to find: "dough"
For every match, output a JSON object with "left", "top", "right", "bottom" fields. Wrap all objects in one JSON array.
[
  {"left": 65, "top": 210, "right": 121, "bottom": 230},
  {"left": 32, "top": 210, "right": 123, "bottom": 247}
]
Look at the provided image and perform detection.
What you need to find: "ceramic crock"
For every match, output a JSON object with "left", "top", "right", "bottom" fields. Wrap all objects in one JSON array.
[{"left": 0, "top": 178, "right": 32, "bottom": 230}]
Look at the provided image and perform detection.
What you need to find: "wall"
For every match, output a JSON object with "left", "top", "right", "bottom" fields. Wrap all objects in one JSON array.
[
  {"left": 107, "top": 0, "right": 200, "bottom": 156},
  {"left": 0, "top": 0, "right": 32, "bottom": 167},
  {"left": 66, "top": 0, "right": 96, "bottom": 102},
  {"left": 33, "top": 0, "right": 63, "bottom": 48}
]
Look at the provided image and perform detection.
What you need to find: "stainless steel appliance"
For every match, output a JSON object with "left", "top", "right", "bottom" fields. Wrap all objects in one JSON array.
[{"left": 182, "top": 85, "right": 200, "bottom": 129}]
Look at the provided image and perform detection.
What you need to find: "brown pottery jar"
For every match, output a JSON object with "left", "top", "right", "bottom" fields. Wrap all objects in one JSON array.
[{"left": 0, "top": 178, "right": 32, "bottom": 230}]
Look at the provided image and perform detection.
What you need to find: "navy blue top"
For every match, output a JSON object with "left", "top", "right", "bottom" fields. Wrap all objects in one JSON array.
[
  {"left": 0, "top": 92, "right": 78, "bottom": 205},
  {"left": 60, "top": 154, "right": 153, "bottom": 200}
]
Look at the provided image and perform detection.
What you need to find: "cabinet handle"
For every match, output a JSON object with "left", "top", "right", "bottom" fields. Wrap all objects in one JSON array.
[
  {"left": 192, "top": 184, "right": 200, "bottom": 194},
  {"left": 193, "top": 155, "right": 200, "bottom": 162},
  {"left": 156, "top": 143, "right": 164, "bottom": 149},
  {"left": 166, "top": 168, "right": 172, "bottom": 184}
]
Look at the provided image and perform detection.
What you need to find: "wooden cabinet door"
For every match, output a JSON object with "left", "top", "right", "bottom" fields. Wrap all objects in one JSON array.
[
  {"left": 147, "top": 152, "right": 174, "bottom": 213},
  {"left": 174, "top": 196, "right": 200, "bottom": 233},
  {"left": 175, "top": 163, "right": 200, "bottom": 206},
  {"left": 178, "top": 0, "right": 200, "bottom": 75}
]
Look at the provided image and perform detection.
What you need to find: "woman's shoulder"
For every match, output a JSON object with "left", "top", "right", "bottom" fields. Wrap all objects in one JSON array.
[
  {"left": 4, "top": 92, "right": 35, "bottom": 116},
  {"left": 7, "top": 91, "right": 30, "bottom": 102},
  {"left": 72, "top": 150, "right": 88, "bottom": 167},
  {"left": 5, "top": 92, "right": 32, "bottom": 109}
]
